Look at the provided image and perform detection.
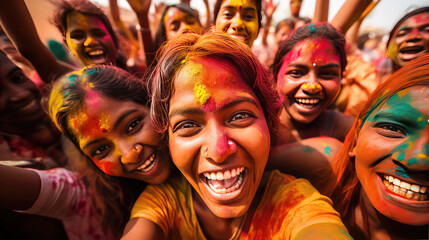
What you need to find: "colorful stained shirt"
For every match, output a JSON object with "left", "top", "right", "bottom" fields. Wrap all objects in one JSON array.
[
  {"left": 20, "top": 168, "right": 116, "bottom": 240},
  {"left": 131, "top": 170, "right": 351, "bottom": 239}
]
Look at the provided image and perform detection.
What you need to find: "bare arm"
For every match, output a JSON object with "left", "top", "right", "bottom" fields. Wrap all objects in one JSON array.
[
  {"left": 0, "top": 165, "right": 41, "bottom": 210},
  {"left": 203, "top": 0, "right": 211, "bottom": 28},
  {"left": 261, "top": 0, "right": 278, "bottom": 46},
  {"left": 0, "top": 0, "right": 71, "bottom": 83},
  {"left": 126, "top": 0, "right": 156, "bottom": 66},
  {"left": 269, "top": 137, "right": 343, "bottom": 196},
  {"left": 312, "top": 0, "right": 329, "bottom": 23},
  {"left": 330, "top": 0, "right": 372, "bottom": 34},
  {"left": 122, "top": 217, "right": 166, "bottom": 240},
  {"left": 109, "top": 0, "right": 140, "bottom": 59}
]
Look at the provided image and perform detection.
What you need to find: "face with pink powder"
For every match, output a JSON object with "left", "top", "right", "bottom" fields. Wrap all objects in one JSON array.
[
  {"left": 67, "top": 91, "right": 170, "bottom": 184},
  {"left": 276, "top": 37, "right": 342, "bottom": 124},
  {"left": 167, "top": 57, "right": 271, "bottom": 218}
]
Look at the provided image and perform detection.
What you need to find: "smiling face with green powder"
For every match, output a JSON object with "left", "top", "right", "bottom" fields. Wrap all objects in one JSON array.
[{"left": 355, "top": 86, "right": 429, "bottom": 225}]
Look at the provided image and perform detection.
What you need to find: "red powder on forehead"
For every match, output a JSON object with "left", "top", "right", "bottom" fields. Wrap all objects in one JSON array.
[
  {"left": 203, "top": 97, "right": 216, "bottom": 112},
  {"left": 84, "top": 90, "right": 100, "bottom": 109},
  {"left": 77, "top": 113, "right": 102, "bottom": 137},
  {"left": 310, "top": 39, "right": 340, "bottom": 65}
]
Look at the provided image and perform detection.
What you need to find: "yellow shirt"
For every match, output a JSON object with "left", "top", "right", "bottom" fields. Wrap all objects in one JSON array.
[{"left": 131, "top": 170, "right": 350, "bottom": 239}]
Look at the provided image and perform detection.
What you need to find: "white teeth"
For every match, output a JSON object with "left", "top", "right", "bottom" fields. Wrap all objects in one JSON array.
[
  {"left": 382, "top": 175, "right": 429, "bottom": 201},
  {"left": 88, "top": 49, "right": 104, "bottom": 56},
  {"left": 207, "top": 172, "right": 244, "bottom": 194},
  {"left": 136, "top": 152, "right": 156, "bottom": 172},
  {"left": 400, "top": 181, "right": 411, "bottom": 190},
  {"left": 203, "top": 167, "right": 244, "bottom": 181},
  {"left": 411, "top": 184, "right": 420, "bottom": 193},
  {"left": 296, "top": 98, "right": 320, "bottom": 105}
]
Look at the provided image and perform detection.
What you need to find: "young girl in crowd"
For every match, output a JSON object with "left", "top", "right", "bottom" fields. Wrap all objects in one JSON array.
[
  {"left": 154, "top": 3, "right": 202, "bottom": 52},
  {"left": 122, "top": 32, "right": 351, "bottom": 239},
  {"left": 332, "top": 54, "right": 429, "bottom": 239},
  {"left": 213, "top": 0, "right": 261, "bottom": 47},
  {"left": 272, "top": 23, "right": 354, "bottom": 144},
  {"left": 386, "top": 7, "right": 429, "bottom": 72},
  {"left": 0, "top": 0, "right": 150, "bottom": 83},
  {"left": 0, "top": 65, "right": 172, "bottom": 239}
]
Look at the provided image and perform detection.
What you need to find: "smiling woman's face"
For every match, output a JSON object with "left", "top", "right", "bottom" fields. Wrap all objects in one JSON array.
[
  {"left": 167, "top": 57, "right": 270, "bottom": 218},
  {"left": 355, "top": 86, "right": 429, "bottom": 225},
  {"left": 67, "top": 92, "right": 170, "bottom": 184}
]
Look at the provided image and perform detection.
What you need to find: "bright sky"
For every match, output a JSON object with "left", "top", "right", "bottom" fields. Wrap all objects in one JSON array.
[{"left": 92, "top": 0, "right": 428, "bottom": 34}]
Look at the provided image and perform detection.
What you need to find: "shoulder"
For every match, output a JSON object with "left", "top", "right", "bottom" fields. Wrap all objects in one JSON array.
[{"left": 325, "top": 110, "right": 354, "bottom": 141}]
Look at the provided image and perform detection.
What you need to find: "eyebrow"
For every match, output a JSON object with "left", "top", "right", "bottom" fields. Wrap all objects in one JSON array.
[
  {"left": 169, "top": 97, "right": 259, "bottom": 118},
  {"left": 7, "top": 67, "right": 22, "bottom": 77},
  {"left": 82, "top": 138, "right": 104, "bottom": 151},
  {"left": 287, "top": 63, "right": 340, "bottom": 69},
  {"left": 113, "top": 109, "right": 140, "bottom": 131},
  {"left": 370, "top": 111, "right": 418, "bottom": 126}
]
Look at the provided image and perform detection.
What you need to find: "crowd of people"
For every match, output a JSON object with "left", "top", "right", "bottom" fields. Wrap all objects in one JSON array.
[{"left": 0, "top": 0, "right": 428, "bottom": 239}]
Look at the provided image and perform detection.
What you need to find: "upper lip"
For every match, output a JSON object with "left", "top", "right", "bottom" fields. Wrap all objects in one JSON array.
[{"left": 127, "top": 149, "right": 156, "bottom": 172}]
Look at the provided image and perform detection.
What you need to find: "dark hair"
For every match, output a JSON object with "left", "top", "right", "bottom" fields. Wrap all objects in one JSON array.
[
  {"left": 48, "top": 65, "right": 148, "bottom": 234},
  {"left": 148, "top": 32, "right": 281, "bottom": 144},
  {"left": 386, "top": 7, "right": 429, "bottom": 69},
  {"left": 213, "top": 0, "right": 262, "bottom": 30},
  {"left": 51, "top": 0, "right": 127, "bottom": 70},
  {"left": 154, "top": 3, "right": 202, "bottom": 52},
  {"left": 271, "top": 23, "right": 347, "bottom": 81},
  {"left": 275, "top": 18, "right": 295, "bottom": 34}
]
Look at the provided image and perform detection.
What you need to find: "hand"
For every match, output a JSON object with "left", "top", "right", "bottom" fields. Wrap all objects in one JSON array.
[
  {"left": 127, "top": 0, "right": 152, "bottom": 15},
  {"left": 265, "top": 0, "right": 279, "bottom": 19}
]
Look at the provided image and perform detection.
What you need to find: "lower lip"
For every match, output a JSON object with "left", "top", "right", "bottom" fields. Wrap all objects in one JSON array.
[
  {"left": 399, "top": 50, "right": 426, "bottom": 61},
  {"left": 202, "top": 170, "right": 247, "bottom": 202},
  {"left": 376, "top": 174, "right": 429, "bottom": 210}
]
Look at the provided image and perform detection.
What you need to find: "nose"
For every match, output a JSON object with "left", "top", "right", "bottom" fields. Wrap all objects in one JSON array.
[
  {"left": 393, "top": 126, "right": 429, "bottom": 171},
  {"left": 405, "top": 28, "right": 423, "bottom": 42},
  {"left": 201, "top": 123, "right": 237, "bottom": 163},
  {"left": 300, "top": 72, "right": 322, "bottom": 95},
  {"left": 231, "top": 14, "right": 244, "bottom": 32},
  {"left": 120, "top": 143, "right": 143, "bottom": 165},
  {"left": 84, "top": 35, "right": 97, "bottom": 47}
]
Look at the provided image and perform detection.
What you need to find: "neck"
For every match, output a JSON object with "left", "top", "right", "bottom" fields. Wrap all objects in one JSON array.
[
  {"left": 279, "top": 108, "right": 327, "bottom": 143},
  {"left": 193, "top": 171, "right": 270, "bottom": 239},
  {"left": 357, "top": 190, "right": 428, "bottom": 240}
]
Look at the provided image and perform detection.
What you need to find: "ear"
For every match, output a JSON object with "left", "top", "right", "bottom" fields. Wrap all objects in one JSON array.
[{"left": 348, "top": 147, "right": 356, "bottom": 157}]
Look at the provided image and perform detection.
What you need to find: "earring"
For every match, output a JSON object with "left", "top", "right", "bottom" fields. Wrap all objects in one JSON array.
[{"left": 348, "top": 147, "right": 357, "bottom": 157}]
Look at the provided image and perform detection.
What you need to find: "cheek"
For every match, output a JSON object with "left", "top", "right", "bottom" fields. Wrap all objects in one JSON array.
[
  {"left": 323, "top": 80, "right": 341, "bottom": 98},
  {"left": 276, "top": 77, "right": 302, "bottom": 98},
  {"left": 66, "top": 37, "right": 79, "bottom": 52},
  {"left": 95, "top": 160, "right": 122, "bottom": 175}
]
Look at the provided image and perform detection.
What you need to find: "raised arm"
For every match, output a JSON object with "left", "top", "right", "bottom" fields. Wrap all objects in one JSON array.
[
  {"left": 203, "top": 0, "right": 212, "bottom": 28},
  {"left": 312, "top": 0, "right": 329, "bottom": 23},
  {"left": 0, "top": 0, "right": 71, "bottom": 83},
  {"left": 109, "top": 0, "right": 140, "bottom": 59},
  {"left": 126, "top": 0, "right": 156, "bottom": 66},
  {"left": 0, "top": 165, "right": 41, "bottom": 210},
  {"left": 261, "top": 0, "right": 278, "bottom": 46},
  {"left": 330, "top": 0, "right": 372, "bottom": 34}
]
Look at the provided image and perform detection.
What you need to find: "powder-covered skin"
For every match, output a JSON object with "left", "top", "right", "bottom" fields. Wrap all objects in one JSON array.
[{"left": 355, "top": 86, "right": 429, "bottom": 226}]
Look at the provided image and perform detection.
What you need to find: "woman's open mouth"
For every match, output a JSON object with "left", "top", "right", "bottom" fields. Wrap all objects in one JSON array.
[
  {"left": 201, "top": 167, "right": 246, "bottom": 194},
  {"left": 87, "top": 49, "right": 108, "bottom": 64},
  {"left": 135, "top": 152, "right": 157, "bottom": 173},
  {"left": 382, "top": 174, "right": 428, "bottom": 201},
  {"left": 295, "top": 98, "right": 321, "bottom": 109}
]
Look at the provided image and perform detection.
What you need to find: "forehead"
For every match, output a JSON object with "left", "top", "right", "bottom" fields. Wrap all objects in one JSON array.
[
  {"left": 367, "top": 86, "right": 429, "bottom": 120},
  {"left": 401, "top": 12, "right": 429, "bottom": 26},
  {"left": 220, "top": 0, "right": 257, "bottom": 9},
  {"left": 164, "top": 7, "right": 192, "bottom": 22},
  {"left": 67, "top": 11, "right": 107, "bottom": 30},
  {"left": 289, "top": 38, "right": 339, "bottom": 63}
]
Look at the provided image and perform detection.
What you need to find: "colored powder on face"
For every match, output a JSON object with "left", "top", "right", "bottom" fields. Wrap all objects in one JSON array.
[
  {"left": 416, "top": 153, "right": 429, "bottom": 165},
  {"left": 99, "top": 112, "right": 110, "bottom": 133},
  {"left": 310, "top": 39, "right": 340, "bottom": 66},
  {"left": 85, "top": 90, "right": 100, "bottom": 109},
  {"left": 215, "top": 134, "right": 230, "bottom": 157},
  {"left": 386, "top": 167, "right": 410, "bottom": 179},
  {"left": 194, "top": 82, "right": 211, "bottom": 105},
  {"left": 97, "top": 161, "right": 119, "bottom": 175},
  {"left": 399, "top": 25, "right": 407, "bottom": 31},
  {"left": 202, "top": 97, "right": 216, "bottom": 112}
]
